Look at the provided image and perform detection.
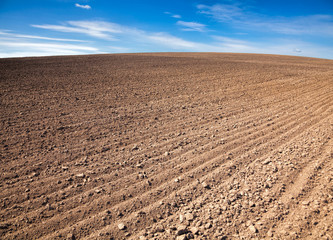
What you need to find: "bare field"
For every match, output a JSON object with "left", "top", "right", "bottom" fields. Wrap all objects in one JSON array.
[{"left": 0, "top": 53, "right": 332, "bottom": 239}]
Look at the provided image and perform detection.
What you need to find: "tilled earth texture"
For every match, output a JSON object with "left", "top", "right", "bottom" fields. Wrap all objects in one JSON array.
[{"left": 0, "top": 53, "right": 333, "bottom": 240}]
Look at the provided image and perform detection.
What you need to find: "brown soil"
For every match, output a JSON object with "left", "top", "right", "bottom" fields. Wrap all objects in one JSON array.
[{"left": 0, "top": 53, "right": 332, "bottom": 240}]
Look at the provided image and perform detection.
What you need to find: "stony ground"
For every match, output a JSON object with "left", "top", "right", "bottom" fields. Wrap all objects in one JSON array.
[{"left": 0, "top": 53, "right": 332, "bottom": 240}]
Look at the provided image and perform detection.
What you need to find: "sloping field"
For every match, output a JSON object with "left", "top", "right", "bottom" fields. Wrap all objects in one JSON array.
[{"left": 0, "top": 53, "right": 332, "bottom": 239}]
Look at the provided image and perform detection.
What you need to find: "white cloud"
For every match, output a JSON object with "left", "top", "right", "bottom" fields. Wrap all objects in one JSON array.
[
  {"left": 211, "top": 36, "right": 333, "bottom": 59},
  {"left": 75, "top": 3, "right": 91, "bottom": 10},
  {"left": 3, "top": 19, "right": 333, "bottom": 59},
  {"left": 0, "top": 30, "right": 86, "bottom": 42},
  {"left": 197, "top": 4, "right": 242, "bottom": 22},
  {"left": 69, "top": 20, "right": 123, "bottom": 34},
  {"left": 144, "top": 33, "right": 235, "bottom": 52},
  {"left": 176, "top": 21, "right": 207, "bottom": 32},
  {"left": 198, "top": 4, "right": 333, "bottom": 36},
  {"left": 0, "top": 51, "right": 78, "bottom": 58},
  {"left": 172, "top": 15, "right": 181, "bottom": 19},
  {"left": 212, "top": 36, "right": 254, "bottom": 51},
  {"left": 147, "top": 33, "right": 200, "bottom": 49},
  {"left": 32, "top": 21, "right": 123, "bottom": 40},
  {"left": 0, "top": 41, "right": 96, "bottom": 51},
  {"left": 213, "top": 36, "right": 248, "bottom": 45},
  {"left": 164, "top": 11, "right": 182, "bottom": 19},
  {"left": 0, "top": 41, "right": 98, "bottom": 58}
]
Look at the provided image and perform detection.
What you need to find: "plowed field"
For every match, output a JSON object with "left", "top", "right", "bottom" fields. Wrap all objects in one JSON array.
[{"left": 1, "top": 53, "right": 332, "bottom": 240}]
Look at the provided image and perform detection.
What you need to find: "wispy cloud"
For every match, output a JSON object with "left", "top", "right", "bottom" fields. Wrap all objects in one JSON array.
[
  {"left": 172, "top": 15, "right": 181, "bottom": 19},
  {"left": 211, "top": 36, "right": 333, "bottom": 59},
  {"left": 34, "top": 20, "right": 207, "bottom": 50},
  {"left": 164, "top": 11, "right": 181, "bottom": 19},
  {"left": 212, "top": 36, "right": 254, "bottom": 51},
  {"left": 0, "top": 41, "right": 97, "bottom": 51},
  {"left": 143, "top": 33, "right": 261, "bottom": 53},
  {"left": 147, "top": 33, "right": 201, "bottom": 49},
  {"left": 198, "top": 4, "right": 242, "bottom": 22},
  {"left": 176, "top": 21, "right": 207, "bottom": 32},
  {"left": 3, "top": 19, "right": 333, "bottom": 59},
  {"left": 32, "top": 20, "right": 205, "bottom": 52},
  {"left": 197, "top": 4, "right": 333, "bottom": 36},
  {"left": 27, "top": 20, "right": 333, "bottom": 58},
  {"left": 32, "top": 21, "right": 123, "bottom": 40},
  {"left": 0, "top": 41, "right": 98, "bottom": 58},
  {"left": 75, "top": 3, "right": 91, "bottom": 10},
  {"left": 0, "top": 30, "right": 86, "bottom": 42}
]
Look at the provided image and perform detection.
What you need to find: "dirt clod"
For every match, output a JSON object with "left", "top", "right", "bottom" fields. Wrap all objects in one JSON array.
[{"left": 118, "top": 223, "right": 126, "bottom": 230}]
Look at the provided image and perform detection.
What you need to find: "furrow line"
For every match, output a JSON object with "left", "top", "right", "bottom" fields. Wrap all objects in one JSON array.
[
  {"left": 86, "top": 98, "right": 333, "bottom": 239},
  {"left": 1, "top": 91, "right": 330, "bottom": 233},
  {"left": 1, "top": 87, "right": 329, "bottom": 222},
  {"left": 9, "top": 93, "right": 332, "bottom": 240},
  {"left": 1, "top": 80, "right": 327, "bottom": 202}
]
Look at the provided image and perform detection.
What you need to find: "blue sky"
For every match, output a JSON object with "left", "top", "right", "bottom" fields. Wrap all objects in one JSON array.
[{"left": 0, "top": 0, "right": 333, "bottom": 59}]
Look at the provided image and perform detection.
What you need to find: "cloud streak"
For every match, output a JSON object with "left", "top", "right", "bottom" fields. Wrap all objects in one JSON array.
[
  {"left": 172, "top": 15, "right": 181, "bottom": 19},
  {"left": 0, "top": 41, "right": 97, "bottom": 51},
  {"left": 198, "top": 4, "right": 333, "bottom": 36},
  {"left": 33, "top": 20, "right": 213, "bottom": 51},
  {"left": 176, "top": 21, "right": 207, "bottom": 32},
  {"left": 0, "top": 41, "right": 98, "bottom": 58},
  {"left": 198, "top": 4, "right": 242, "bottom": 22},
  {"left": 0, "top": 30, "right": 86, "bottom": 42},
  {"left": 75, "top": 3, "right": 91, "bottom": 10},
  {"left": 164, "top": 11, "right": 182, "bottom": 19},
  {"left": 32, "top": 21, "right": 123, "bottom": 40}
]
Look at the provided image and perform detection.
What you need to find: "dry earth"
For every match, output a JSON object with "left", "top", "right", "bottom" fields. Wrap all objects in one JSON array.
[{"left": 0, "top": 53, "right": 332, "bottom": 240}]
